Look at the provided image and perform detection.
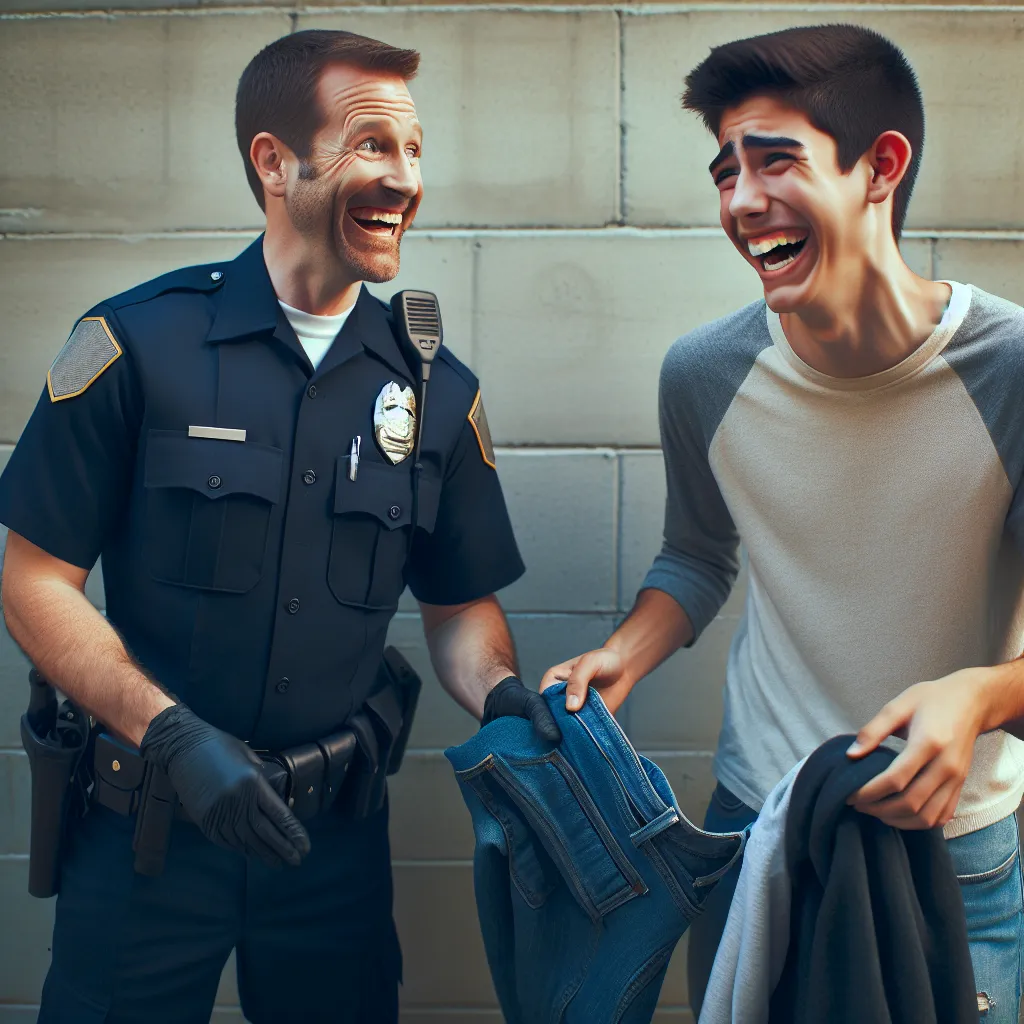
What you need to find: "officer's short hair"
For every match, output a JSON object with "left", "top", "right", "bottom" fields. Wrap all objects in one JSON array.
[
  {"left": 682, "top": 24, "right": 925, "bottom": 241},
  {"left": 236, "top": 29, "right": 421, "bottom": 210}
]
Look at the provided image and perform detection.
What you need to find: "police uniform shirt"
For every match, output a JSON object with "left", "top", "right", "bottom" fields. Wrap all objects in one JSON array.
[{"left": 0, "top": 237, "right": 525, "bottom": 751}]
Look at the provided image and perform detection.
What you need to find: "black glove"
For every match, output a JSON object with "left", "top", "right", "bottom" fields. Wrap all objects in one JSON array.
[
  {"left": 140, "top": 703, "right": 311, "bottom": 869},
  {"left": 481, "top": 677, "right": 562, "bottom": 744}
]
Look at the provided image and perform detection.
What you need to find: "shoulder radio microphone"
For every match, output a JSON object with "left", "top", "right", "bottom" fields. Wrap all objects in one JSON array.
[{"left": 390, "top": 290, "right": 444, "bottom": 555}]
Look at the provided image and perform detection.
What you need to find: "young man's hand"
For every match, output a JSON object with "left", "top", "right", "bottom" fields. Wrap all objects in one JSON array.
[
  {"left": 540, "top": 648, "right": 634, "bottom": 715},
  {"left": 845, "top": 668, "right": 994, "bottom": 830}
]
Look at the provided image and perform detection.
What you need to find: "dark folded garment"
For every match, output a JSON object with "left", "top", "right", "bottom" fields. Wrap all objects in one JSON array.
[{"left": 769, "top": 734, "right": 977, "bottom": 1024}]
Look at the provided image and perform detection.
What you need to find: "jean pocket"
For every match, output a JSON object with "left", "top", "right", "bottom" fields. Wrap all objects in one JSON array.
[
  {"left": 712, "top": 782, "right": 747, "bottom": 814},
  {"left": 956, "top": 847, "right": 1019, "bottom": 888},
  {"left": 463, "top": 751, "right": 647, "bottom": 922}
]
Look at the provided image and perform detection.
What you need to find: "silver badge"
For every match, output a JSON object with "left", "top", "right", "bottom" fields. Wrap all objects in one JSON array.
[{"left": 373, "top": 381, "right": 417, "bottom": 464}]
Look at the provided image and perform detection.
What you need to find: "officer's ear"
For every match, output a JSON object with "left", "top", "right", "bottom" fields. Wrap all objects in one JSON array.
[{"left": 250, "top": 133, "right": 291, "bottom": 203}]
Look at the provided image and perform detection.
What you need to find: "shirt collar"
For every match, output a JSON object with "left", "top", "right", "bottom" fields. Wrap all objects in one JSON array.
[{"left": 206, "top": 235, "right": 413, "bottom": 384}]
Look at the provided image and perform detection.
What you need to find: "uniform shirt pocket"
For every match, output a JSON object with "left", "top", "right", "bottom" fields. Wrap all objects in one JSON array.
[
  {"left": 142, "top": 430, "right": 284, "bottom": 593},
  {"left": 328, "top": 458, "right": 439, "bottom": 611}
]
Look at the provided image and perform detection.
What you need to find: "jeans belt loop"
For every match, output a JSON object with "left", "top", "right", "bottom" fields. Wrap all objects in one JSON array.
[{"left": 629, "top": 806, "right": 681, "bottom": 847}]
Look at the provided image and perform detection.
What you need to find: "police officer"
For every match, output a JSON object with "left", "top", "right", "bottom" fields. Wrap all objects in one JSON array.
[{"left": 0, "top": 29, "right": 560, "bottom": 1024}]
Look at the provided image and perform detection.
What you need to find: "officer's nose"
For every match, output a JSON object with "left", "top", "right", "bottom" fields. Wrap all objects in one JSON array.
[{"left": 380, "top": 152, "right": 420, "bottom": 201}]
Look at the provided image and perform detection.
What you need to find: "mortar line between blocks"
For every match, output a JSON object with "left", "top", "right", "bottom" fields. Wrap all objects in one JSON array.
[
  {"left": 6, "top": 4, "right": 1024, "bottom": 20},
  {"left": 470, "top": 237, "right": 482, "bottom": 371},
  {"left": 4, "top": 227, "right": 1024, "bottom": 241},
  {"left": 616, "top": 8, "right": 627, "bottom": 226}
]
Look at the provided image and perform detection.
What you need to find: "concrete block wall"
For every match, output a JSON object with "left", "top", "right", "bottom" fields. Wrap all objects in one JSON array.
[{"left": 2, "top": 1, "right": 1023, "bottom": 1020}]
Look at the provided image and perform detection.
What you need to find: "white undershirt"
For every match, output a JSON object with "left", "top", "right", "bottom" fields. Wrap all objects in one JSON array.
[{"left": 278, "top": 299, "right": 355, "bottom": 371}]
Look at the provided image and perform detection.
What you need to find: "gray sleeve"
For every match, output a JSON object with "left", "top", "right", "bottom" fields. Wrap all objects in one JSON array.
[
  {"left": 942, "top": 288, "right": 1024, "bottom": 555},
  {"left": 641, "top": 339, "right": 742, "bottom": 643}
]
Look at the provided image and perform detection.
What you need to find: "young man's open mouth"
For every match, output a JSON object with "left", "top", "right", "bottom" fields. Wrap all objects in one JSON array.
[
  {"left": 746, "top": 229, "right": 811, "bottom": 276},
  {"left": 347, "top": 207, "right": 404, "bottom": 237}
]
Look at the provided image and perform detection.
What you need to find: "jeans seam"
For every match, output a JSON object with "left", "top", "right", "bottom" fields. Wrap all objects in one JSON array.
[
  {"left": 548, "top": 751, "right": 648, "bottom": 895},
  {"left": 1017, "top": 814, "right": 1024, "bottom": 1007},
  {"left": 491, "top": 757, "right": 631, "bottom": 923},
  {"left": 643, "top": 840, "right": 700, "bottom": 918},
  {"left": 610, "top": 939, "right": 676, "bottom": 1024},
  {"left": 468, "top": 775, "right": 550, "bottom": 909}
]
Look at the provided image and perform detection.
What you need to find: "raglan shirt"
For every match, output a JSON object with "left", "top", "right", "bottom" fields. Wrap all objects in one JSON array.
[{"left": 644, "top": 281, "right": 1024, "bottom": 838}]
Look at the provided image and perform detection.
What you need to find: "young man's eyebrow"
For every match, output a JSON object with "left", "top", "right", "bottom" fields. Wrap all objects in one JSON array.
[
  {"left": 708, "top": 135, "right": 805, "bottom": 175},
  {"left": 742, "top": 135, "right": 805, "bottom": 151},
  {"left": 709, "top": 141, "right": 735, "bottom": 175}
]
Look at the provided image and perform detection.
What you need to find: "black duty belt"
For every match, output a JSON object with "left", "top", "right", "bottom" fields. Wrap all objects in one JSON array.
[
  {"left": 85, "top": 647, "right": 422, "bottom": 878},
  {"left": 91, "top": 710, "right": 379, "bottom": 826}
]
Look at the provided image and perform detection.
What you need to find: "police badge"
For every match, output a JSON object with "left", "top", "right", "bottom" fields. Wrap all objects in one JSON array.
[{"left": 373, "top": 381, "right": 417, "bottom": 464}]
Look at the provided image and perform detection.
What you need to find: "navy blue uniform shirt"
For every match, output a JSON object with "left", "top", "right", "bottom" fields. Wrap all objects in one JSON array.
[{"left": 0, "top": 237, "right": 524, "bottom": 749}]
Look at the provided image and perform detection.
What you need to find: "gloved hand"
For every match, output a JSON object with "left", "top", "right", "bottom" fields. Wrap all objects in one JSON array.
[
  {"left": 481, "top": 677, "right": 562, "bottom": 744},
  {"left": 140, "top": 703, "right": 311, "bottom": 869}
]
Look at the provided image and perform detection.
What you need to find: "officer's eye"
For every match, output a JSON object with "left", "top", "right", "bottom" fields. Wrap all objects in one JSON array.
[
  {"left": 405, "top": 145, "right": 420, "bottom": 161},
  {"left": 357, "top": 139, "right": 381, "bottom": 154}
]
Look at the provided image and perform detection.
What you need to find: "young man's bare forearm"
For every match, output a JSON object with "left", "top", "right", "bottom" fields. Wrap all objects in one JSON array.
[
  {"left": 606, "top": 588, "right": 696, "bottom": 688},
  {"left": 977, "top": 653, "right": 1024, "bottom": 741},
  {"left": 2, "top": 532, "right": 174, "bottom": 747},
  {"left": 419, "top": 594, "right": 519, "bottom": 719}
]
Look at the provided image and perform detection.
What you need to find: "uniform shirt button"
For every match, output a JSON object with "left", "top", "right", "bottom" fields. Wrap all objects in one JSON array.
[
  {"left": 208, "top": 475, "right": 222, "bottom": 489},
  {"left": 388, "top": 505, "right": 402, "bottom": 521},
  {"left": 286, "top": 598, "right": 300, "bottom": 614},
  {"left": 276, "top": 678, "right": 291, "bottom": 694},
  {"left": 307, "top": 384, "right": 317, "bottom": 399},
  {"left": 303, "top": 469, "right": 316, "bottom": 485}
]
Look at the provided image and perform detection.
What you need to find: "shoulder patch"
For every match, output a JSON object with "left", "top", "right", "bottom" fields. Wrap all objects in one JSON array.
[
  {"left": 47, "top": 316, "right": 123, "bottom": 402},
  {"left": 468, "top": 389, "right": 496, "bottom": 469}
]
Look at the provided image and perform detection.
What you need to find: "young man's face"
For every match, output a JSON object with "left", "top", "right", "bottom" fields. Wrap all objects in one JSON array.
[
  {"left": 711, "top": 94, "right": 871, "bottom": 314},
  {"left": 284, "top": 62, "right": 424, "bottom": 283}
]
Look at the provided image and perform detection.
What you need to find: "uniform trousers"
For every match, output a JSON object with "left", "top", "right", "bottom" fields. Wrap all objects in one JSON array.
[{"left": 37, "top": 796, "right": 402, "bottom": 1024}]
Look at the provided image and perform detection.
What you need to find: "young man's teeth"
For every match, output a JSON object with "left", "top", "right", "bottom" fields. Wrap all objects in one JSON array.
[
  {"left": 367, "top": 212, "right": 402, "bottom": 225},
  {"left": 764, "top": 251, "right": 797, "bottom": 271},
  {"left": 747, "top": 233, "right": 806, "bottom": 257}
]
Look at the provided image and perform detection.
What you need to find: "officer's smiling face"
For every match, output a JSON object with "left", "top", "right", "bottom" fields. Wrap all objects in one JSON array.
[{"left": 286, "top": 62, "right": 424, "bottom": 284}]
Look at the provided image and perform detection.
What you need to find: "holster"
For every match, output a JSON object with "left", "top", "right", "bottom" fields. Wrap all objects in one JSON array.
[{"left": 20, "top": 669, "right": 90, "bottom": 899}]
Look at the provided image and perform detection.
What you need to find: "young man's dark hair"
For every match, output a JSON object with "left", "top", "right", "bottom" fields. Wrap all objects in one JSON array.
[
  {"left": 235, "top": 29, "right": 420, "bottom": 210},
  {"left": 682, "top": 23, "right": 924, "bottom": 239}
]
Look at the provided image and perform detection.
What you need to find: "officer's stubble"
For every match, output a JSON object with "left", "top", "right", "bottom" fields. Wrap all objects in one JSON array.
[{"left": 284, "top": 155, "right": 404, "bottom": 287}]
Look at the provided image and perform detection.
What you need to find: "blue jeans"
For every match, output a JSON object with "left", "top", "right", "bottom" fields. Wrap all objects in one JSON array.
[
  {"left": 689, "top": 782, "right": 1024, "bottom": 1023},
  {"left": 445, "top": 684, "right": 748, "bottom": 1024}
]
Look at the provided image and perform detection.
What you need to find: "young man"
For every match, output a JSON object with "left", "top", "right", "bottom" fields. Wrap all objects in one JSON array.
[{"left": 543, "top": 24, "right": 1024, "bottom": 1020}]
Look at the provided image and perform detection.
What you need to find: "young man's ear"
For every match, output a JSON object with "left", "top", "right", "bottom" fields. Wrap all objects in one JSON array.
[
  {"left": 250, "top": 132, "right": 292, "bottom": 203},
  {"left": 866, "top": 130, "right": 914, "bottom": 205}
]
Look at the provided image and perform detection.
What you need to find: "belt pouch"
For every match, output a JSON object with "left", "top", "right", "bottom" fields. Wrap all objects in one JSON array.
[
  {"left": 277, "top": 742, "right": 327, "bottom": 820},
  {"left": 376, "top": 647, "right": 422, "bottom": 776},
  {"left": 341, "top": 713, "right": 385, "bottom": 820},
  {"left": 93, "top": 733, "right": 147, "bottom": 815},
  {"left": 318, "top": 730, "right": 359, "bottom": 810},
  {"left": 133, "top": 766, "right": 177, "bottom": 877}
]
